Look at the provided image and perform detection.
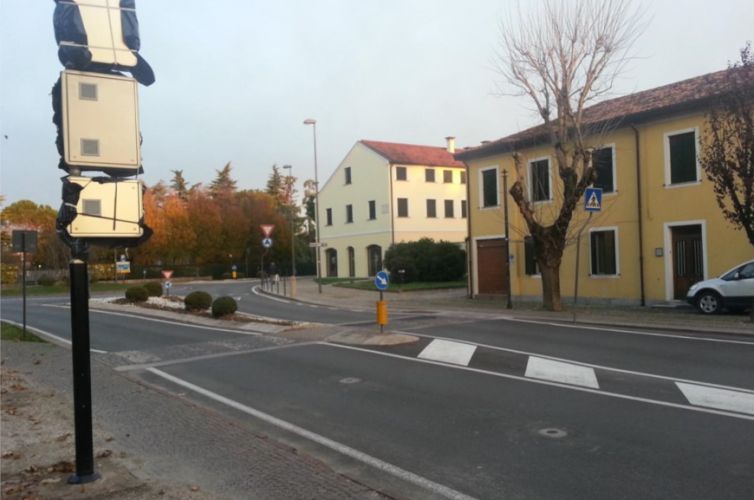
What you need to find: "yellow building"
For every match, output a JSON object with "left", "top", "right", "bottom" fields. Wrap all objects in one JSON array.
[
  {"left": 318, "top": 139, "right": 467, "bottom": 277},
  {"left": 456, "top": 69, "right": 754, "bottom": 305}
]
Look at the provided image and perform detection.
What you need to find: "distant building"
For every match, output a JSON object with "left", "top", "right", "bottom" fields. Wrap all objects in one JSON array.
[
  {"left": 456, "top": 68, "right": 754, "bottom": 304},
  {"left": 318, "top": 138, "right": 467, "bottom": 277}
]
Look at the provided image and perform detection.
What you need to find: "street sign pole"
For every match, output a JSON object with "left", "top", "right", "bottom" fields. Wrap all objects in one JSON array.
[
  {"left": 68, "top": 251, "right": 98, "bottom": 484},
  {"left": 573, "top": 187, "right": 602, "bottom": 319},
  {"left": 21, "top": 243, "right": 27, "bottom": 341}
]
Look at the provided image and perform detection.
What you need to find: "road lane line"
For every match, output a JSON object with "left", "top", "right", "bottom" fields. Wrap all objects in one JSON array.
[
  {"left": 115, "top": 342, "right": 319, "bottom": 372},
  {"left": 148, "top": 368, "right": 478, "bottom": 500},
  {"left": 502, "top": 318, "right": 754, "bottom": 345},
  {"left": 418, "top": 339, "right": 477, "bottom": 366},
  {"left": 525, "top": 356, "right": 600, "bottom": 389},
  {"left": 1, "top": 319, "right": 108, "bottom": 354},
  {"left": 42, "top": 304, "right": 266, "bottom": 336},
  {"left": 397, "top": 330, "right": 754, "bottom": 394},
  {"left": 250, "top": 286, "right": 291, "bottom": 304},
  {"left": 326, "top": 343, "right": 754, "bottom": 422},
  {"left": 676, "top": 382, "right": 754, "bottom": 416}
]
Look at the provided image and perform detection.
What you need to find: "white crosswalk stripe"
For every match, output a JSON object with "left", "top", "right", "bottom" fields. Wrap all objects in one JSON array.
[
  {"left": 676, "top": 382, "right": 754, "bottom": 415},
  {"left": 525, "top": 356, "right": 600, "bottom": 389},
  {"left": 418, "top": 339, "right": 477, "bottom": 366}
]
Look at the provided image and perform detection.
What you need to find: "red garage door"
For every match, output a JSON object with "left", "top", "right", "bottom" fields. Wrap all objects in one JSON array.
[{"left": 477, "top": 238, "right": 508, "bottom": 295}]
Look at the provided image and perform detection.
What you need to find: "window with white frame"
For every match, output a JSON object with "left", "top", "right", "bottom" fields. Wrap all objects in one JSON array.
[
  {"left": 480, "top": 167, "right": 498, "bottom": 208},
  {"left": 592, "top": 147, "right": 615, "bottom": 193},
  {"left": 590, "top": 228, "right": 618, "bottom": 276},
  {"left": 666, "top": 130, "right": 699, "bottom": 185},
  {"left": 529, "top": 158, "right": 551, "bottom": 202}
]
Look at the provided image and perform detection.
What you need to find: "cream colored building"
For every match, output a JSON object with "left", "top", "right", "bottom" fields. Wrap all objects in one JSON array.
[{"left": 318, "top": 139, "right": 467, "bottom": 277}]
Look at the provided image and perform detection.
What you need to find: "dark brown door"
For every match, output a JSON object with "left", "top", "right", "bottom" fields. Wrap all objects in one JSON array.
[
  {"left": 325, "top": 249, "right": 338, "bottom": 277},
  {"left": 671, "top": 225, "right": 703, "bottom": 299},
  {"left": 477, "top": 238, "right": 508, "bottom": 295}
]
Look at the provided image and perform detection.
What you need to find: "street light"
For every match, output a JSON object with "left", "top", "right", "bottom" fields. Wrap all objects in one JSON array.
[
  {"left": 303, "top": 118, "right": 323, "bottom": 294},
  {"left": 502, "top": 169, "right": 512, "bottom": 309},
  {"left": 283, "top": 164, "right": 297, "bottom": 298}
]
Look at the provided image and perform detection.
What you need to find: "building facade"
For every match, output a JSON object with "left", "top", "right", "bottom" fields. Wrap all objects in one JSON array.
[
  {"left": 318, "top": 139, "right": 467, "bottom": 278},
  {"left": 456, "top": 68, "right": 754, "bottom": 304}
]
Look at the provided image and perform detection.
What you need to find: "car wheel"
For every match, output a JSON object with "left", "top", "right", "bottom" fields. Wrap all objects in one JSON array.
[{"left": 696, "top": 291, "right": 722, "bottom": 314}]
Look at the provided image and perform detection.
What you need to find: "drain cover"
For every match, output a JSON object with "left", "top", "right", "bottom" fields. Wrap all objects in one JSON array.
[
  {"left": 339, "top": 377, "right": 361, "bottom": 384},
  {"left": 538, "top": 428, "right": 567, "bottom": 439}
]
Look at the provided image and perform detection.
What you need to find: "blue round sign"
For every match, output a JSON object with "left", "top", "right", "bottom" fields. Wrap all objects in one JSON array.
[
  {"left": 262, "top": 238, "right": 273, "bottom": 248},
  {"left": 374, "top": 271, "right": 389, "bottom": 290}
]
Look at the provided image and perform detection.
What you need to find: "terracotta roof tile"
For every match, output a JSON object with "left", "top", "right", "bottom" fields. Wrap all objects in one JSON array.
[
  {"left": 361, "top": 140, "right": 465, "bottom": 168},
  {"left": 456, "top": 66, "right": 754, "bottom": 160}
]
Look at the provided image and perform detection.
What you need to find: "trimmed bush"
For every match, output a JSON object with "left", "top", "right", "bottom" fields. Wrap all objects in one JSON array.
[
  {"left": 184, "top": 291, "right": 212, "bottom": 311},
  {"left": 384, "top": 238, "right": 466, "bottom": 283},
  {"left": 143, "top": 281, "right": 163, "bottom": 297},
  {"left": 211, "top": 296, "right": 238, "bottom": 318},
  {"left": 37, "top": 274, "right": 57, "bottom": 286},
  {"left": 125, "top": 286, "right": 149, "bottom": 303}
]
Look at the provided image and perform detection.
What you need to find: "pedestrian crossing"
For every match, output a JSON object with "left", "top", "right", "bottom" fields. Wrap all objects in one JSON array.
[{"left": 338, "top": 337, "right": 754, "bottom": 419}]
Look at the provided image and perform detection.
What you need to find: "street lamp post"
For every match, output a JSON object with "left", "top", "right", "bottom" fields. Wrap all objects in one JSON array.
[
  {"left": 303, "top": 118, "right": 323, "bottom": 294},
  {"left": 283, "top": 164, "right": 297, "bottom": 298},
  {"left": 502, "top": 169, "right": 513, "bottom": 309}
]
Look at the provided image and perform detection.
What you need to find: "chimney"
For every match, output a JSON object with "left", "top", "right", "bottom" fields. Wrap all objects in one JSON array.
[{"left": 445, "top": 136, "right": 456, "bottom": 154}]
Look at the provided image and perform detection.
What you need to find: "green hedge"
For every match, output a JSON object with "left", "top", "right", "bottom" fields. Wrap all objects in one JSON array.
[
  {"left": 185, "top": 291, "right": 212, "bottom": 311},
  {"left": 125, "top": 286, "right": 148, "bottom": 303},
  {"left": 211, "top": 296, "right": 238, "bottom": 318},
  {"left": 384, "top": 238, "right": 466, "bottom": 283},
  {"left": 143, "top": 281, "right": 163, "bottom": 297}
]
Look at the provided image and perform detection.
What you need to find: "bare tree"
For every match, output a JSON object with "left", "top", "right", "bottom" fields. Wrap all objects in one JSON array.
[
  {"left": 495, "top": 0, "right": 643, "bottom": 311},
  {"left": 699, "top": 43, "right": 754, "bottom": 247}
]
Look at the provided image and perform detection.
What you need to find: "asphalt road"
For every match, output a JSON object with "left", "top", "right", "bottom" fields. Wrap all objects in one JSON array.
[{"left": 2, "top": 289, "right": 753, "bottom": 499}]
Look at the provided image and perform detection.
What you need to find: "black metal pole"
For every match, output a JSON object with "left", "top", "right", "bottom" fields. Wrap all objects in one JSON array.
[
  {"left": 21, "top": 246, "right": 27, "bottom": 340},
  {"left": 502, "top": 170, "right": 513, "bottom": 309},
  {"left": 68, "top": 257, "right": 98, "bottom": 484}
]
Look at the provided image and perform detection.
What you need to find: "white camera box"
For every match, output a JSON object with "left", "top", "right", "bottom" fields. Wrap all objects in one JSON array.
[{"left": 67, "top": 176, "right": 144, "bottom": 238}]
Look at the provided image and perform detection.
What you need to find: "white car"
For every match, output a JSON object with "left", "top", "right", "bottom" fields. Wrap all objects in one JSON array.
[{"left": 686, "top": 259, "right": 754, "bottom": 314}]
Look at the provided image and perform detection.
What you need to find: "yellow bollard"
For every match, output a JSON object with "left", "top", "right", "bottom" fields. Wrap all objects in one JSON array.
[
  {"left": 376, "top": 300, "right": 388, "bottom": 332},
  {"left": 232, "top": 271, "right": 237, "bottom": 279}
]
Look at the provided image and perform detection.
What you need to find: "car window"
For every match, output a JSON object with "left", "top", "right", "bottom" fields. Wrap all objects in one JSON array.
[
  {"left": 721, "top": 268, "right": 739, "bottom": 280},
  {"left": 739, "top": 263, "right": 754, "bottom": 279}
]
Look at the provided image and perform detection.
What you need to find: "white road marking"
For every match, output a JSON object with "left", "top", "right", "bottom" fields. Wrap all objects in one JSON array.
[
  {"left": 418, "top": 339, "right": 477, "bottom": 366},
  {"left": 42, "top": 304, "right": 264, "bottom": 336},
  {"left": 0, "top": 319, "right": 108, "bottom": 354},
  {"left": 676, "top": 382, "right": 754, "bottom": 416},
  {"left": 148, "top": 368, "right": 478, "bottom": 500},
  {"left": 506, "top": 318, "right": 754, "bottom": 346},
  {"left": 525, "top": 356, "right": 600, "bottom": 389},
  {"left": 326, "top": 343, "right": 754, "bottom": 422},
  {"left": 398, "top": 330, "right": 754, "bottom": 395},
  {"left": 250, "top": 286, "right": 291, "bottom": 304}
]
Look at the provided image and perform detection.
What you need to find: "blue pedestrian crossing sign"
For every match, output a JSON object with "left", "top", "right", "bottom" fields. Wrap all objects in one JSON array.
[
  {"left": 374, "top": 271, "right": 389, "bottom": 291},
  {"left": 584, "top": 187, "right": 603, "bottom": 212}
]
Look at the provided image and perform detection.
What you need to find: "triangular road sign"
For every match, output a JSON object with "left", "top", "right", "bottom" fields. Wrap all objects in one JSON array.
[
  {"left": 260, "top": 224, "right": 275, "bottom": 238},
  {"left": 584, "top": 187, "right": 603, "bottom": 212}
]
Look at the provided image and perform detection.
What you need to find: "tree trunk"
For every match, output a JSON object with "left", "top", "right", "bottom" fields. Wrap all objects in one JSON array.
[{"left": 539, "top": 260, "right": 562, "bottom": 311}]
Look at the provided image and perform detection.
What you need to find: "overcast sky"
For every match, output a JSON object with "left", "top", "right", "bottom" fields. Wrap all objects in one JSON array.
[{"left": 0, "top": 0, "right": 751, "bottom": 208}]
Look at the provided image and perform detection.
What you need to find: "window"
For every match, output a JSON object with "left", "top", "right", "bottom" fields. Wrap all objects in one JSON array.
[
  {"left": 590, "top": 229, "right": 618, "bottom": 276},
  {"left": 667, "top": 130, "right": 698, "bottom": 184},
  {"left": 425, "top": 168, "right": 436, "bottom": 182},
  {"left": 397, "top": 198, "right": 409, "bottom": 217},
  {"left": 396, "top": 166, "right": 407, "bottom": 181},
  {"left": 344, "top": 167, "right": 352, "bottom": 185},
  {"left": 368, "top": 200, "right": 376, "bottom": 220},
  {"left": 524, "top": 237, "right": 539, "bottom": 275},
  {"left": 461, "top": 200, "right": 467, "bottom": 218},
  {"left": 530, "top": 158, "right": 550, "bottom": 202},
  {"left": 592, "top": 147, "right": 615, "bottom": 193},
  {"left": 460, "top": 171, "right": 467, "bottom": 184},
  {"left": 444, "top": 200, "right": 454, "bottom": 218},
  {"left": 345, "top": 204, "right": 353, "bottom": 223},
  {"left": 426, "top": 199, "right": 437, "bottom": 218},
  {"left": 443, "top": 170, "right": 453, "bottom": 183},
  {"left": 326, "top": 208, "right": 332, "bottom": 226},
  {"left": 481, "top": 168, "right": 498, "bottom": 208}
]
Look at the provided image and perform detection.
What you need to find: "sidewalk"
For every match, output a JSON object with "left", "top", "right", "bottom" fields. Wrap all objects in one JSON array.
[
  {"left": 270, "top": 277, "right": 754, "bottom": 337},
  {"left": 0, "top": 340, "right": 386, "bottom": 500}
]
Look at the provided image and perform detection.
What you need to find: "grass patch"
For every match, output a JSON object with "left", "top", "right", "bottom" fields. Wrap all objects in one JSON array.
[
  {"left": 334, "top": 280, "right": 466, "bottom": 292},
  {"left": 314, "top": 277, "right": 370, "bottom": 285},
  {"left": 1, "top": 322, "right": 46, "bottom": 343},
  {"left": 1, "top": 282, "right": 131, "bottom": 297}
]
